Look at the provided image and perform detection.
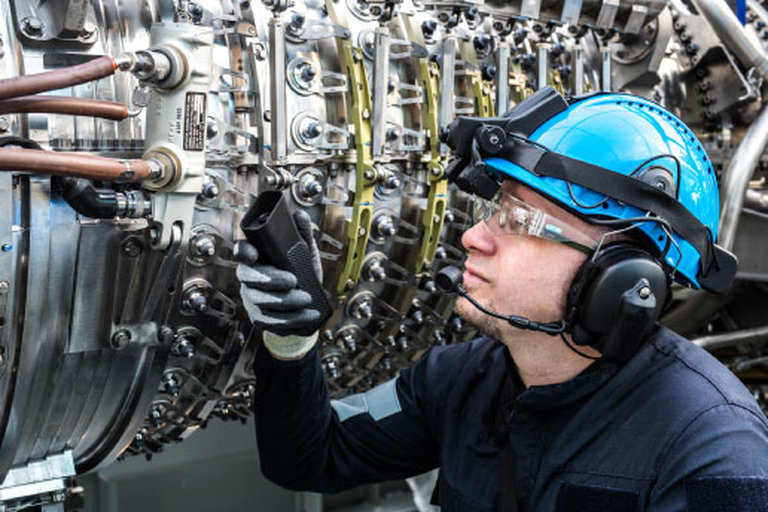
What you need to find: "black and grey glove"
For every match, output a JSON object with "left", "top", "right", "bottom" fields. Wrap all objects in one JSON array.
[{"left": 237, "top": 211, "right": 324, "bottom": 359}]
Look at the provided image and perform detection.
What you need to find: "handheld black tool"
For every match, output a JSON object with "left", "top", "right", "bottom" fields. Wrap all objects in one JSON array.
[{"left": 240, "top": 190, "right": 333, "bottom": 335}]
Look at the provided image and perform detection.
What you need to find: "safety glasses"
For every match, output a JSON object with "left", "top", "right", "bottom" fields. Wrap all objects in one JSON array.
[{"left": 471, "top": 192, "right": 599, "bottom": 255}]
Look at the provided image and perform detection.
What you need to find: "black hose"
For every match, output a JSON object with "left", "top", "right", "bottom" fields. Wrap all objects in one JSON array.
[
  {"left": 54, "top": 177, "right": 119, "bottom": 218},
  {"left": 0, "top": 136, "right": 121, "bottom": 219}
]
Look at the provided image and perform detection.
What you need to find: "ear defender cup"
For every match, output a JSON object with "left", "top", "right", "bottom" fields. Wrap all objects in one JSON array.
[{"left": 566, "top": 243, "right": 669, "bottom": 353}]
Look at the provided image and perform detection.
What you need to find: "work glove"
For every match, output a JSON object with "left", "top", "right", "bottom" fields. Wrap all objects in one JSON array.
[{"left": 237, "top": 210, "right": 324, "bottom": 359}]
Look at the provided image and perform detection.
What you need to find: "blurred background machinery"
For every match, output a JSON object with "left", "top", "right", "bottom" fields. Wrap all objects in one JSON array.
[{"left": 0, "top": 0, "right": 767, "bottom": 509}]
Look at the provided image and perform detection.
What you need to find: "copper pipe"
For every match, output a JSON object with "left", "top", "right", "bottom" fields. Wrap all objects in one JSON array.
[
  {"left": 0, "top": 95, "right": 129, "bottom": 120},
  {"left": 0, "top": 148, "right": 151, "bottom": 182},
  {"left": 0, "top": 56, "right": 117, "bottom": 102}
]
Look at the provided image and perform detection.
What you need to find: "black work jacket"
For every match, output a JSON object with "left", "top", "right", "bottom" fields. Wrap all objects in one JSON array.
[{"left": 253, "top": 326, "right": 768, "bottom": 511}]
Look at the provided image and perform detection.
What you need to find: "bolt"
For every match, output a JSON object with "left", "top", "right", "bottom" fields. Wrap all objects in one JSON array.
[
  {"left": 638, "top": 286, "right": 652, "bottom": 299},
  {"left": 375, "top": 216, "right": 396, "bottom": 237},
  {"left": 150, "top": 406, "right": 163, "bottom": 426},
  {"left": 184, "top": 288, "right": 208, "bottom": 313},
  {"left": 121, "top": 237, "right": 144, "bottom": 257},
  {"left": 22, "top": 17, "right": 43, "bottom": 36},
  {"left": 303, "top": 122, "right": 322, "bottom": 139},
  {"left": 385, "top": 127, "right": 399, "bottom": 142},
  {"left": 364, "top": 169, "right": 375, "bottom": 180},
  {"left": 444, "top": 210, "right": 455, "bottom": 223},
  {"left": 206, "top": 121, "right": 218, "bottom": 139},
  {"left": 200, "top": 180, "right": 220, "bottom": 199},
  {"left": 410, "top": 309, "right": 424, "bottom": 325},
  {"left": 300, "top": 176, "right": 323, "bottom": 198},
  {"left": 355, "top": 301, "right": 373, "bottom": 319},
  {"left": 362, "top": 108, "right": 370, "bottom": 119},
  {"left": 192, "top": 235, "right": 216, "bottom": 258},
  {"left": 0, "top": 118, "right": 9, "bottom": 132},
  {"left": 434, "top": 246, "right": 447, "bottom": 259},
  {"left": 422, "top": 19, "right": 437, "bottom": 35},
  {"left": 300, "top": 63, "right": 317, "bottom": 82},
  {"left": 384, "top": 174, "right": 401, "bottom": 189},
  {"left": 79, "top": 23, "right": 95, "bottom": 39},
  {"left": 482, "top": 65, "right": 496, "bottom": 81},
  {"left": 323, "top": 357, "right": 341, "bottom": 379},
  {"left": 473, "top": 35, "right": 491, "bottom": 51},
  {"left": 370, "top": 5, "right": 382, "bottom": 16},
  {"left": 171, "top": 335, "right": 196, "bottom": 358},
  {"left": 341, "top": 332, "right": 357, "bottom": 352},
  {"left": 163, "top": 373, "right": 181, "bottom": 396},
  {"left": 368, "top": 261, "right": 386, "bottom": 281},
  {"left": 111, "top": 329, "right": 131, "bottom": 349},
  {"left": 289, "top": 11, "right": 305, "bottom": 29},
  {"left": 421, "top": 279, "right": 437, "bottom": 294},
  {"left": 0, "top": 281, "right": 8, "bottom": 291}
]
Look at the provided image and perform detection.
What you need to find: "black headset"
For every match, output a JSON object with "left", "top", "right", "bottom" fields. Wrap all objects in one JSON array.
[{"left": 565, "top": 243, "right": 669, "bottom": 361}]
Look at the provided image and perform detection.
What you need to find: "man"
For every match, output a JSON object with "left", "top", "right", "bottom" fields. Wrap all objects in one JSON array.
[{"left": 239, "top": 88, "right": 768, "bottom": 511}]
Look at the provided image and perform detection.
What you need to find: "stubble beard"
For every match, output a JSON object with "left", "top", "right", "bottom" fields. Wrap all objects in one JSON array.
[{"left": 455, "top": 295, "right": 506, "bottom": 341}]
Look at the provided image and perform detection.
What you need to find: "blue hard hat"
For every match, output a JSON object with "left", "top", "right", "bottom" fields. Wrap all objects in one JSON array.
[{"left": 484, "top": 93, "right": 720, "bottom": 289}]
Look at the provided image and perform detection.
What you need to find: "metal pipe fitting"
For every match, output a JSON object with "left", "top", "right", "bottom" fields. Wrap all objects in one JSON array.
[
  {"left": 0, "top": 56, "right": 117, "bottom": 102},
  {"left": 692, "top": 325, "right": 768, "bottom": 350},
  {"left": 719, "top": 104, "right": 768, "bottom": 250},
  {"left": 689, "top": 0, "right": 768, "bottom": 80}
]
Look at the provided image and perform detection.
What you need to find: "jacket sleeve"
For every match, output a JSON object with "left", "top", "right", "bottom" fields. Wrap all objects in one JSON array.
[
  {"left": 648, "top": 402, "right": 768, "bottom": 511},
  {"left": 252, "top": 344, "right": 443, "bottom": 493}
]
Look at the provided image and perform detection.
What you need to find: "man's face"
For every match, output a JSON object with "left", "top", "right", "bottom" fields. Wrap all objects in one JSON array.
[{"left": 456, "top": 180, "right": 595, "bottom": 339}]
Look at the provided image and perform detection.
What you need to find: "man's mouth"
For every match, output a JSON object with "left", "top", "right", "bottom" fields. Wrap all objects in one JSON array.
[{"left": 463, "top": 264, "right": 490, "bottom": 286}]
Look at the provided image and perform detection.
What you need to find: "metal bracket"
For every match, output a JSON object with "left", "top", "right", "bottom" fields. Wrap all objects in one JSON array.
[
  {"left": 372, "top": 26, "right": 391, "bottom": 158},
  {"left": 596, "top": 0, "right": 620, "bottom": 30},
  {"left": 438, "top": 35, "right": 457, "bottom": 154},
  {"left": 325, "top": 0, "right": 376, "bottom": 295},
  {"left": 268, "top": 17, "right": 287, "bottom": 163},
  {"left": 496, "top": 42, "right": 511, "bottom": 115},
  {"left": 520, "top": 0, "right": 542, "bottom": 19},
  {"left": 624, "top": 5, "right": 648, "bottom": 34},
  {"left": 394, "top": 82, "right": 424, "bottom": 106},
  {"left": 389, "top": 38, "right": 428, "bottom": 60},
  {"left": 0, "top": 451, "right": 75, "bottom": 503},
  {"left": 294, "top": 22, "right": 351, "bottom": 41},
  {"left": 415, "top": 58, "right": 448, "bottom": 272},
  {"left": 561, "top": 0, "right": 584, "bottom": 25}
]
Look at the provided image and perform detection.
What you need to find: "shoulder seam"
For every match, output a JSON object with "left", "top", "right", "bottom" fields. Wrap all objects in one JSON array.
[
  {"left": 652, "top": 402, "right": 768, "bottom": 476},
  {"left": 650, "top": 339, "right": 735, "bottom": 404}
]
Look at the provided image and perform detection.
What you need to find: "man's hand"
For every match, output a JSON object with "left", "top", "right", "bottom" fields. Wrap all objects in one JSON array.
[{"left": 237, "top": 211, "right": 324, "bottom": 359}]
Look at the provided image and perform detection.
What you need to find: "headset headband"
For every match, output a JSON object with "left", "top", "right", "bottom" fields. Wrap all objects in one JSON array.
[{"left": 441, "top": 87, "right": 737, "bottom": 294}]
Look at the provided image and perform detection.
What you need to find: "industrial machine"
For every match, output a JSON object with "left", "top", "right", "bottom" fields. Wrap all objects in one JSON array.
[{"left": 0, "top": 0, "right": 765, "bottom": 508}]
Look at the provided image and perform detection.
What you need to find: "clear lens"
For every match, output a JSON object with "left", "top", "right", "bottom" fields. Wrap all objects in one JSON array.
[{"left": 471, "top": 192, "right": 599, "bottom": 254}]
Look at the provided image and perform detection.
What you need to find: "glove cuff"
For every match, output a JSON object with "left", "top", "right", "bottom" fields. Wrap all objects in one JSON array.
[{"left": 262, "top": 330, "right": 318, "bottom": 360}]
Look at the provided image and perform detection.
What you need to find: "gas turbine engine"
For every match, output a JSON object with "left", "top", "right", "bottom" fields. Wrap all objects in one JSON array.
[{"left": 0, "top": 0, "right": 766, "bottom": 508}]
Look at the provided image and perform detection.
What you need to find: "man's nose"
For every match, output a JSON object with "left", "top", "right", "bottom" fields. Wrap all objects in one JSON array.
[{"left": 461, "top": 221, "right": 496, "bottom": 254}]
